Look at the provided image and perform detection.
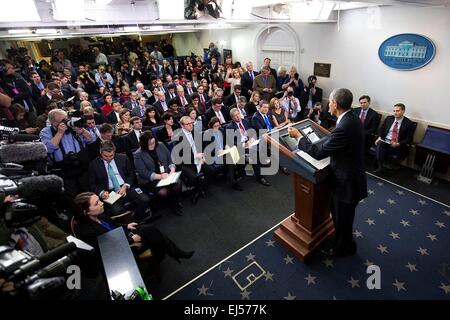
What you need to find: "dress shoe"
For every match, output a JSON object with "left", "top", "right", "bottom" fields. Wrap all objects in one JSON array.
[
  {"left": 139, "top": 213, "right": 162, "bottom": 224},
  {"left": 173, "top": 207, "right": 183, "bottom": 216},
  {"left": 176, "top": 202, "right": 183, "bottom": 209},
  {"left": 280, "top": 167, "right": 290, "bottom": 175},
  {"left": 373, "top": 166, "right": 383, "bottom": 174},
  {"left": 232, "top": 182, "right": 243, "bottom": 191},
  {"left": 173, "top": 250, "right": 195, "bottom": 264},
  {"left": 321, "top": 247, "right": 343, "bottom": 257},
  {"left": 191, "top": 191, "right": 201, "bottom": 204},
  {"left": 322, "top": 244, "right": 357, "bottom": 257},
  {"left": 257, "top": 177, "right": 271, "bottom": 187}
]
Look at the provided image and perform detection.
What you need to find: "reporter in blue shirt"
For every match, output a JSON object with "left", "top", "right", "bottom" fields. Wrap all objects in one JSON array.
[{"left": 40, "top": 108, "right": 95, "bottom": 198}]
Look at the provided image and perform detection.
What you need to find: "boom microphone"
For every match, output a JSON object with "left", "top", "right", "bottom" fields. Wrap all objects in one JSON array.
[
  {"left": 7, "top": 133, "right": 40, "bottom": 143},
  {"left": 0, "top": 142, "right": 48, "bottom": 163},
  {"left": 16, "top": 175, "right": 64, "bottom": 199}
]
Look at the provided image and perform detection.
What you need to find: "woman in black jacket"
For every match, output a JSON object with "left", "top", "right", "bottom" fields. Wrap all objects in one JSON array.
[
  {"left": 134, "top": 131, "right": 183, "bottom": 215},
  {"left": 73, "top": 192, "right": 193, "bottom": 265}
]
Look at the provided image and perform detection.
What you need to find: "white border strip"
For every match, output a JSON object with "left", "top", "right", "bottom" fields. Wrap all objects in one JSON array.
[
  {"left": 163, "top": 173, "right": 449, "bottom": 300},
  {"left": 367, "top": 172, "right": 450, "bottom": 208},
  {"left": 162, "top": 215, "right": 290, "bottom": 300}
]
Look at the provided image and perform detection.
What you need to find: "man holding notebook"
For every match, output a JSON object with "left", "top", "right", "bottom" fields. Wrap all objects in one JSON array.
[{"left": 88, "top": 140, "right": 151, "bottom": 221}]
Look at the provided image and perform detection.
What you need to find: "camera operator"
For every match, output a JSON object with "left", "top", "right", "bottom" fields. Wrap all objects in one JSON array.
[
  {"left": 0, "top": 59, "right": 37, "bottom": 128},
  {"left": 94, "top": 65, "right": 114, "bottom": 91},
  {"left": 280, "top": 87, "right": 301, "bottom": 122},
  {"left": 300, "top": 75, "right": 323, "bottom": 118},
  {"left": 39, "top": 109, "right": 95, "bottom": 198},
  {"left": 76, "top": 64, "right": 97, "bottom": 95}
]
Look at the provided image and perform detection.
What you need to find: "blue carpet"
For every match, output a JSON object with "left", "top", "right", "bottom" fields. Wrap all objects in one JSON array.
[{"left": 166, "top": 174, "right": 450, "bottom": 300}]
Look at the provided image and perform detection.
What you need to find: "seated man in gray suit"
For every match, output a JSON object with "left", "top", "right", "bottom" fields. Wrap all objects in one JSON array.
[{"left": 131, "top": 96, "right": 148, "bottom": 118}]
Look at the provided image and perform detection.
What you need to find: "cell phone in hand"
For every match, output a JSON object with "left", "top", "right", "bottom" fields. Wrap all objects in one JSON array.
[{"left": 135, "top": 187, "right": 143, "bottom": 194}]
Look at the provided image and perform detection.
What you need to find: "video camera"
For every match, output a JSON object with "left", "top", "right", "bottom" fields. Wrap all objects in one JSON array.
[
  {"left": 55, "top": 97, "right": 83, "bottom": 129},
  {"left": 0, "top": 236, "right": 94, "bottom": 300},
  {"left": 0, "top": 125, "right": 40, "bottom": 144}
]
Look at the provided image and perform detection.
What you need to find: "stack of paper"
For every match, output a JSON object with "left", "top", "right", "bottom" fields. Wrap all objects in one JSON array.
[
  {"left": 217, "top": 146, "right": 240, "bottom": 165},
  {"left": 296, "top": 151, "right": 330, "bottom": 170}
]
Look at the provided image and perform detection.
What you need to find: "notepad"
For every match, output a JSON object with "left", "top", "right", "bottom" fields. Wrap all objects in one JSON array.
[
  {"left": 103, "top": 191, "right": 123, "bottom": 205},
  {"left": 156, "top": 171, "right": 182, "bottom": 187},
  {"left": 296, "top": 151, "right": 330, "bottom": 170},
  {"left": 247, "top": 138, "right": 260, "bottom": 149},
  {"left": 217, "top": 146, "right": 240, "bottom": 165}
]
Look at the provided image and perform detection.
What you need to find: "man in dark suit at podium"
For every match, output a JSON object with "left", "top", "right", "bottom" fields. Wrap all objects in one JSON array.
[{"left": 288, "top": 88, "right": 367, "bottom": 257}]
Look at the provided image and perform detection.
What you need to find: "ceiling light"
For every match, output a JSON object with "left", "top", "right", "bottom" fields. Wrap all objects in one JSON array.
[
  {"left": 142, "top": 26, "right": 164, "bottom": 31},
  {"left": 0, "top": 0, "right": 41, "bottom": 22},
  {"left": 8, "top": 29, "right": 32, "bottom": 34},
  {"left": 123, "top": 26, "right": 140, "bottom": 32},
  {"left": 35, "top": 29, "right": 59, "bottom": 34}
]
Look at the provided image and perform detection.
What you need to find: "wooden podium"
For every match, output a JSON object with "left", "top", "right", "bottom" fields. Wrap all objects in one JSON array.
[{"left": 264, "top": 120, "right": 335, "bottom": 262}]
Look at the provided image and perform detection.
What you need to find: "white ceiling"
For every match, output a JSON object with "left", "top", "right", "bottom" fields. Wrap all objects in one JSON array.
[{"left": 0, "top": 0, "right": 448, "bottom": 40}]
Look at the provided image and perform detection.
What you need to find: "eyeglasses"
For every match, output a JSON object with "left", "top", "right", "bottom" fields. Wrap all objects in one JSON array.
[{"left": 183, "top": 122, "right": 194, "bottom": 125}]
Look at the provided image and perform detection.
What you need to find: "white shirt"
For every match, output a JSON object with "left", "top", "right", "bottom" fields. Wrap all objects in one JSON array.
[
  {"left": 182, "top": 128, "right": 201, "bottom": 173},
  {"left": 95, "top": 53, "right": 109, "bottom": 65},
  {"left": 134, "top": 129, "right": 141, "bottom": 141},
  {"left": 180, "top": 95, "right": 188, "bottom": 106},
  {"left": 215, "top": 110, "right": 225, "bottom": 124},
  {"left": 238, "top": 107, "right": 246, "bottom": 118},
  {"left": 160, "top": 100, "right": 168, "bottom": 111},
  {"left": 281, "top": 97, "right": 301, "bottom": 119},
  {"left": 114, "top": 112, "right": 120, "bottom": 123}
]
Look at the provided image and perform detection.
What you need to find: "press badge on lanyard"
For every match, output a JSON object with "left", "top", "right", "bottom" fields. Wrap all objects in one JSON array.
[{"left": 159, "top": 165, "right": 165, "bottom": 173}]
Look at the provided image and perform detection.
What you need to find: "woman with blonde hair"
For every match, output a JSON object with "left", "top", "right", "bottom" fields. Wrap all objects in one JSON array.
[
  {"left": 245, "top": 91, "right": 260, "bottom": 116},
  {"left": 116, "top": 109, "right": 132, "bottom": 135},
  {"left": 225, "top": 68, "right": 242, "bottom": 94},
  {"left": 270, "top": 97, "right": 290, "bottom": 128}
]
